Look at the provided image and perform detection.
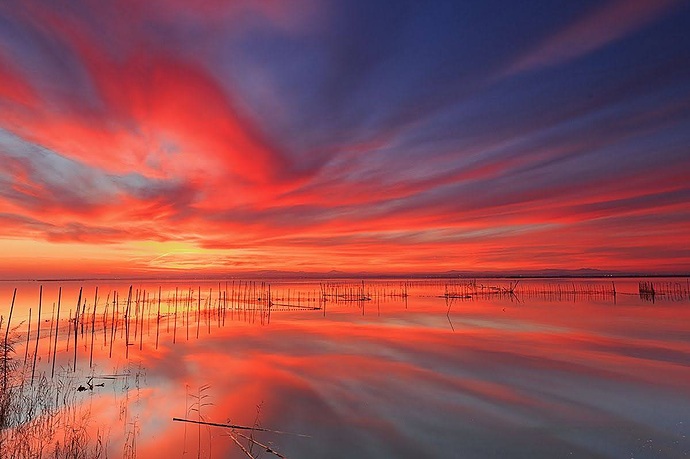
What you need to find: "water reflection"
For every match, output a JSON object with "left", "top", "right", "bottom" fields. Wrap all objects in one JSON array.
[{"left": 1, "top": 278, "right": 690, "bottom": 458}]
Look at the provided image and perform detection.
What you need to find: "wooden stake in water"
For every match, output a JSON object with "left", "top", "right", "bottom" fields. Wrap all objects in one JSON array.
[
  {"left": 66, "top": 309, "right": 71, "bottom": 353},
  {"left": 3, "top": 288, "right": 16, "bottom": 391},
  {"left": 144, "top": 290, "right": 149, "bottom": 337},
  {"left": 166, "top": 292, "right": 171, "bottom": 334},
  {"left": 47, "top": 301, "right": 55, "bottom": 364},
  {"left": 89, "top": 287, "right": 98, "bottom": 368},
  {"left": 80, "top": 296, "right": 87, "bottom": 336},
  {"left": 125, "top": 286, "right": 132, "bottom": 359},
  {"left": 103, "top": 291, "right": 110, "bottom": 347},
  {"left": 155, "top": 287, "right": 161, "bottom": 350},
  {"left": 173, "top": 287, "right": 178, "bottom": 344},
  {"left": 196, "top": 286, "right": 201, "bottom": 339},
  {"left": 218, "top": 282, "right": 223, "bottom": 327},
  {"left": 243, "top": 281, "right": 247, "bottom": 322},
  {"left": 208, "top": 288, "right": 212, "bottom": 334},
  {"left": 73, "top": 287, "right": 82, "bottom": 372},
  {"left": 224, "top": 281, "right": 228, "bottom": 327},
  {"left": 140, "top": 293, "right": 144, "bottom": 351},
  {"left": 24, "top": 308, "right": 31, "bottom": 367},
  {"left": 267, "top": 284, "right": 272, "bottom": 325},
  {"left": 51, "top": 287, "right": 61, "bottom": 378},
  {"left": 109, "top": 291, "right": 117, "bottom": 358},
  {"left": 134, "top": 289, "right": 140, "bottom": 341},
  {"left": 186, "top": 288, "right": 190, "bottom": 341},
  {"left": 31, "top": 285, "right": 43, "bottom": 385}
]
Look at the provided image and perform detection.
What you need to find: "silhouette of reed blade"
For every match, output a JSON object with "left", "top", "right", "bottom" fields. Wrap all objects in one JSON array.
[{"left": 0, "top": 321, "right": 107, "bottom": 458}]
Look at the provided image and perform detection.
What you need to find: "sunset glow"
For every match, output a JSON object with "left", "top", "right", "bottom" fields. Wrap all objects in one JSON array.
[{"left": 1, "top": 1, "right": 689, "bottom": 277}]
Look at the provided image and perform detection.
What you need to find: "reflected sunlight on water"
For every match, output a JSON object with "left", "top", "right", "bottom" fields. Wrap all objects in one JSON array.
[{"left": 1, "top": 278, "right": 689, "bottom": 458}]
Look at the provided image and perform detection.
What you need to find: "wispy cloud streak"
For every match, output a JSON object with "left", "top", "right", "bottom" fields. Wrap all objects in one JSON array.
[{"left": 0, "top": 0, "right": 689, "bottom": 275}]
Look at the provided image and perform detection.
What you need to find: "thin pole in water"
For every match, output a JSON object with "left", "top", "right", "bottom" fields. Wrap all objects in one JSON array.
[
  {"left": 267, "top": 284, "right": 271, "bottom": 324},
  {"left": 109, "top": 291, "right": 117, "bottom": 358},
  {"left": 156, "top": 286, "right": 161, "bottom": 350},
  {"left": 3, "top": 288, "right": 16, "bottom": 391},
  {"left": 66, "top": 309, "right": 71, "bottom": 353},
  {"left": 47, "top": 301, "right": 55, "bottom": 364},
  {"left": 140, "top": 290, "right": 144, "bottom": 351},
  {"left": 51, "top": 287, "right": 61, "bottom": 378},
  {"left": 103, "top": 292, "right": 110, "bottom": 347},
  {"left": 173, "top": 287, "right": 178, "bottom": 344},
  {"left": 73, "top": 287, "right": 82, "bottom": 372},
  {"left": 186, "top": 288, "right": 190, "bottom": 341},
  {"left": 24, "top": 308, "right": 31, "bottom": 367},
  {"left": 133, "top": 289, "right": 140, "bottom": 341},
  {"left": 224, "top": 281, "right": 228, "bottom": 327},
  {"left": 31, "top": 285, "right": 42, "bottom": 385},
  {"left": 125, "top": 286, "right": 132, "bottom": 358},
  {"left": 196, "top": 286, "right": 200, "bottom": 339},
  {"left": 89, "top": 287, "right": 98, "bottom": 368}
]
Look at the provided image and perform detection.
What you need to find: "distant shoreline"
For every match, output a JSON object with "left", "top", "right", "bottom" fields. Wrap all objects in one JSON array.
[{"left": 1, "top": 273, "right": 688, "bottom": 283}]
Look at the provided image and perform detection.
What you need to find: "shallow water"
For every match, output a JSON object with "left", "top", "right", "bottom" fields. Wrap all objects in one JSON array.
[{"left": 1, "top": 278, "right": 690, "bottom": 458}]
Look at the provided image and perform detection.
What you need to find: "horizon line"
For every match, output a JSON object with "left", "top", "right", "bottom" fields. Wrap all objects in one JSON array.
[{"left": 1, "top": 270, "right": 688, "bottom": 283}]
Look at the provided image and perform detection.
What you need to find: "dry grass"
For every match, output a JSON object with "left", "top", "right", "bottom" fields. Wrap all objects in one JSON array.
[{"left": 0, "top": 324, "right": 109, "bottom": 458}]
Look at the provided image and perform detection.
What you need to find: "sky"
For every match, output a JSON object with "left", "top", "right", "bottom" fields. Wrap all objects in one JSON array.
[{"left": 0, "top": 0, "right": 689, "bottom": 278}]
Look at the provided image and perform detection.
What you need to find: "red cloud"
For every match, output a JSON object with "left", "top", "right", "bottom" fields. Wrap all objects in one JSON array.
[{"left": 504, "top": 0, "right": 679, "bottom": 76}]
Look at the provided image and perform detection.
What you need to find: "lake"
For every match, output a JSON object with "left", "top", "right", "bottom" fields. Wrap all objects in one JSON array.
[{"left": 1, "top": 277, "right": 689, "bottom": 458}]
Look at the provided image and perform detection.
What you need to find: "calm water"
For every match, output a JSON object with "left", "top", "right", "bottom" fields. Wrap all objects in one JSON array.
[{"left": 1, "top": 278, "right": 689, "bottom": 458}]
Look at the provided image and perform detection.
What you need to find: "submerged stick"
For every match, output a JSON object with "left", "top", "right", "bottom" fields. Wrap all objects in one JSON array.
[
  {"left": 227, "top": 431, "right": 256, "bottom": 459},
  {"left": 171, "top": 418, "right": 309, "bottom": 436},
  {"left": 234, "top": 431, "right": 288, "bottom": 459}
]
